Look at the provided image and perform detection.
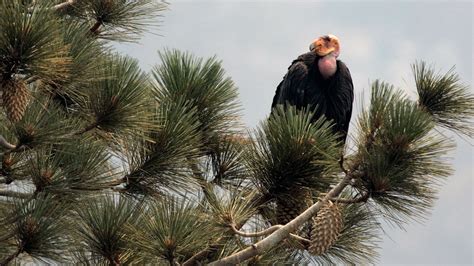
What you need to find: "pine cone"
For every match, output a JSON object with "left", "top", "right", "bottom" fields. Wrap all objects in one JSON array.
[
  {"left": 309, "top": 201, "right": 343, "bottom": 256},
  {"left": 275, "top": 187, "right": 313, "bottom": 224},
  {"left": 1, "top": 79, "right": 30, "bottom": 123}
]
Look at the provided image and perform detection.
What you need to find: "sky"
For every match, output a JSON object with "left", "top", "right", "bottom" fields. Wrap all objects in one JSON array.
[{"left": 115, "top": 0, "right": 473, "bottom": 264}]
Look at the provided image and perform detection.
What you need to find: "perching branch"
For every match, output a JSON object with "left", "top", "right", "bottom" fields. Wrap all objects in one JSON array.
[
  {"left": 208, "top": 170, "right": 360, "bottom": 265},
  {"left": 0, "top": 135, "right": 16, "bottom": 150}
]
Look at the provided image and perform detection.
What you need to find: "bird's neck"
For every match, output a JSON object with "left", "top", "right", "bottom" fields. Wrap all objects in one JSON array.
[{"left": 318, "top": 53, "right": 337, "bottom": 79}]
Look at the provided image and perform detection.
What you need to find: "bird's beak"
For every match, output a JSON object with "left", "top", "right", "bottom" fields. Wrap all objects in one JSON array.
[{"left": 309, "top": 42, "right": 316, "bottom": 52}]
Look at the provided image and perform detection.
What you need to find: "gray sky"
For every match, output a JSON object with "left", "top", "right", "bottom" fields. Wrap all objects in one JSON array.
[{"left": 116, "top": 1, "right": 473, "bottom": 264}]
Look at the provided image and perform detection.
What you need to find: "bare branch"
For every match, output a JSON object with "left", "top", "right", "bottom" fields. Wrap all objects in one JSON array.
[
  {"left": 289, "top": 234, "right": 312, "bottom": 246},
  {"left": 74, "top": 121, "right": 99, "bottom": 135},
  {"left": 53, "top": 0, "right": 76, "bottom": 11},
  {"left": 230, "top": 223, "right": 281, "bottom": 237},
  {"left": 0, "top": 135, "right": 16, "bottom": 150},
  {"left": 208, "top": 171, "right": 359, "bottom": 265},
  {"left": 183, "top": 247, "right": 218, "bottom": 266},
  {"left": 331, "top": 192, "right": 370, "bottom": 204},
  {"left": 230, "top": 223, "right": 311, "bottom": 246},
  {"left": 339, "top": 154, "right": 348, "bottom": 174}
]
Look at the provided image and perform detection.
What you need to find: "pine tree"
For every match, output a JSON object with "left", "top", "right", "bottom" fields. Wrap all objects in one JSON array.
[{"left": 0, "top": 1, "right": 472, "bottom": 265}]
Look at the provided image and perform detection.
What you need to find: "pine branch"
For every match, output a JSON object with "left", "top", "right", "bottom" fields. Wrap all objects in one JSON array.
[
  {"left": 53, "top": 0, "right": 76, "bottom": 11},
  {"left": 0, "top": 135, "right": 16, "bottom": 150},
  {"left": 90, "top": 19, "right": 103, "bottom": 35},
  {"left": 230, "top": 224, "right": 311, "bottom": 246},
  {"left": 208, "top": 171, "right": 358, "bottom": 265},
  {"left": 183, "top": 247, "right": 218, "bottom": 266},
  {"left": 230, "top": 223, "right": 281, "bottom": 238},
  {"left": 331, "top": 192, "right": 370, "bottom": 204},
  {"left": 74, "top": 122, "right": 99, "bottom": 135},
  {"left": 183, "top": 217, "right": 249, "bottom": 265}
]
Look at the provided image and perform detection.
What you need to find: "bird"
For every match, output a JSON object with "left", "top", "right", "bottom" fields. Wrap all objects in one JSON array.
[{"left": 271, "top": 34, "right": 354, "bottom": 143}]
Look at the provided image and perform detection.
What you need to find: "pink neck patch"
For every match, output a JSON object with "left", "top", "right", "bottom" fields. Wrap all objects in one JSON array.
[{"left": 318, "top": 54, "right": 337, "bottom": 79}]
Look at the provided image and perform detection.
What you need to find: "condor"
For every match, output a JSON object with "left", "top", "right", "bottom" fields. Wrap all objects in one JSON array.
[{"left": 272, "top": 34, "right": 354, "bottom": 143}]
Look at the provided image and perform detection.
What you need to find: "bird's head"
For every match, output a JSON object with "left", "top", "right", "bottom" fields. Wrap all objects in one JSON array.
[{"left": 309, "top": 34, "right": 340, "bottom": 57}]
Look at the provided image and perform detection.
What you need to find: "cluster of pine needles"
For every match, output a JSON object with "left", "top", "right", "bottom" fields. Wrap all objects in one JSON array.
[{"left": 0, "top": 0, "right": 473, "bottom": 265}]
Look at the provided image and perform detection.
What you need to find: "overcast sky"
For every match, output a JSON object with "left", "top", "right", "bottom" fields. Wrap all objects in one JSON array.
[{"left": 116, "top": 0, "right": 473, "bottom": 264}]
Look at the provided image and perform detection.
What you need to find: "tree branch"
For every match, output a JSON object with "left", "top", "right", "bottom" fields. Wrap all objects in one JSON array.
[
  {"left": 339, "top": 154, "right": 349, "bottom": 174},
  {"left": 0, "top": 135, "right": 16, "bottom": 150},
  {"left": 182, "top": 217, "right": 246, "bottom": 265},
  {"left": 208, "top": 171, "right": 359, "bottom": 265},
  {"left": 53, "top": 0, "right": 76, "bottom": 11},
  {"left": 90, "top": 20, "right": 103, "bottom": 35},
  {"left": 230, "top": 223, "right": 281, "bottom": 237},
  {"left": 331, "top": 191, "right": 370, "bottom": 204},
  {"left": 230, "top": 224, "right": 311, "bottom": 246},
  {"left": 75, "top": 122, "right": 99, "bottom": 135},
  {"left": 183, "top": 246, "right": 218, "bottom": 266}
]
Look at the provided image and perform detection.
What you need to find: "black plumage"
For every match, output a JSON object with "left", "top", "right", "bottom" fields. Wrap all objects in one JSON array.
[{"left": 271, "top": 51, "right": 354, "bottom": 143}]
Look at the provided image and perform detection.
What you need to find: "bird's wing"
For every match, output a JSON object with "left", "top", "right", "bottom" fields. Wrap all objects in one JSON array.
[
  {"left": 271, "top": 59, "right": 309, "bottom": 109},
  {"left": 336, "top": 61, "right": 354, "bottom": 137}
]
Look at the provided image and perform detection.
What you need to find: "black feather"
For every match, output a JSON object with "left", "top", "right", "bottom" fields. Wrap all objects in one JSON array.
[{"left": 272, "top": 52, "right": 354, "bottom": 143}]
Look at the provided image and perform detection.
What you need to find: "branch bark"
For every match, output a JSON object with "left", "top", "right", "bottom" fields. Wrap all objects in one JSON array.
[
  {"left": 74, "top": 121, "right": 99, "bottom": 136},
  {"left": 183, "top": 245, "right": 218, "bottom": 266},
  {"left": 53, "top": 0, "right": 76, "bottom": 11},
  {"left": 90, "top": 20, "right": 103, "bottom": 35},
  {"left": 331, "top": 191, "right": 369, "bottom": 204},
  {"left": 208, "top": 171, "right": 357, "bottom": 265},
  {"left": 0, "top": 135, "right": 16, "bottom": 150},
  {"left": 230, "top": 224, "right": 311, "bottom": 246},
  {"left": 230, "top": 223, "right": 281, "bottom": 237},
  {"left": 182, "top": 191, "right": 271, "bottom": 265}
]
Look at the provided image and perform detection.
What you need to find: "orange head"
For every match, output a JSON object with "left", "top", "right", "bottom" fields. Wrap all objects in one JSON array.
[{"left": 309, "top": 34, "right": 340, "bottom": 57}]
